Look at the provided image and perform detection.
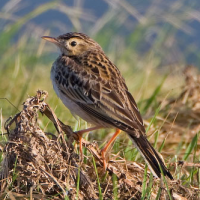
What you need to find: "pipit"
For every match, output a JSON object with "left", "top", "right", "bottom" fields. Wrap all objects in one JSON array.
[{"left": 42, "top": 32, "right": 173, "bottom": 180}]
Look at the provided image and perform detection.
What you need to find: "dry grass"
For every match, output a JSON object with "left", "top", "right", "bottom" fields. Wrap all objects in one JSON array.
[
  {"left": 148, "top": 66, "right": 200, "bottom": 161},
  {"left": 0, "top": 67, "right": 200, "bottom": 199}
]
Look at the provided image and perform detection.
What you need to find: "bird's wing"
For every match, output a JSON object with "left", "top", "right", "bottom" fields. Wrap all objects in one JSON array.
[{"left": 56, "top": 56, "right": 145, "bottom": 135}]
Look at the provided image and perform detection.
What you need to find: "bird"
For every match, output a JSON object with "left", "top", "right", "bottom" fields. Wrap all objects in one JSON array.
[{"left": 42, "top": 32, "right": 173, "bottom": 180}]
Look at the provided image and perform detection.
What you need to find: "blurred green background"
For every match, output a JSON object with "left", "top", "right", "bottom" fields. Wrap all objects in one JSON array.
[{"left": 0, "top": 0, "right": 200, "bottom": 132}]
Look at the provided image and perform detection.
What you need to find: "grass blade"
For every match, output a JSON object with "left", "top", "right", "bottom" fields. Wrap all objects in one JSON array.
[
  {"left": 142, "top": 74, "right": 167, "bottom": 114},
  {"left": 183, "top": 132, "right": 199, "bottom": 161},
  {"left": 76, "top": 166, "right": 80, "bottom": 200},
  {"left": 141, "top": 164, "right": 148, "bottom": 200},
  {"left": 146, "top": 173, "right": 153, "bottom": 199},
  {"left": 92, "top": 155, "right": 103, "bottom": 200},
  {"left": 112, "top": 173, "right": 118, "bottom": 200}
]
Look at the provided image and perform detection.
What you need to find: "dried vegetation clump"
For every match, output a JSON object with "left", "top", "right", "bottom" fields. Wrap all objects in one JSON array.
[
  {"left": 0, "top": 67, "right": 200, "bottom": 199},
  {"left": 148, "top": 66, "right": 200, "bottom": 160}
]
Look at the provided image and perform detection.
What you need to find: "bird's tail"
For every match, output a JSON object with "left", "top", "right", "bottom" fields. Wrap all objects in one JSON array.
[{"left": 129, "top": 134, "right": 173, "bottom": 180}]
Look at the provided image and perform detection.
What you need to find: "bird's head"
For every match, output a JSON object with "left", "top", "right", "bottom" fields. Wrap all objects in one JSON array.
[{"left": 42, "top": 32, "right": 102, "bottom": 56}]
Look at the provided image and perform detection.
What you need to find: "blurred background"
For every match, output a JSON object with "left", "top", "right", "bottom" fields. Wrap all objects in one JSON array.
[{"left": 1, "top": 0, "right": 200, "bottom": 131}]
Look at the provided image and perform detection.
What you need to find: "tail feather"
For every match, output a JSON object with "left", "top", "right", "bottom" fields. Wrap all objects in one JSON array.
[{"left": 129, "top": 134, "right": 173, "bottom": 180}]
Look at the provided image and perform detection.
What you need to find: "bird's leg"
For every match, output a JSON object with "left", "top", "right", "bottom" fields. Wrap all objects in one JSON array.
[
  {"left": 74, "top": 126, "right": 102, "bottom": 160},
  {"left": 101, "top": 129, "right": 121, "bottom": 170}
]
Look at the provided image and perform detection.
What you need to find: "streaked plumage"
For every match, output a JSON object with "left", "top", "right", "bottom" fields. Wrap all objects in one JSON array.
[{"left": 42, "top": 32, "right": 173, "bottom": 180}]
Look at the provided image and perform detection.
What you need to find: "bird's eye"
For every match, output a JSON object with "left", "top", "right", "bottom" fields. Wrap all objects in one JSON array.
[{"left": 71, "top": 41, "right": 77, "bottom": 47}]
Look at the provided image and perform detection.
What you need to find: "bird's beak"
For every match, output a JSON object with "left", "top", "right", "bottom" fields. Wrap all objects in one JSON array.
[{"left": 41, "top": 36, "right": 59, "bottom": 45}]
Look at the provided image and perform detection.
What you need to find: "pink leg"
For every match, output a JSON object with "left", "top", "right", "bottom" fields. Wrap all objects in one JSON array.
[
  {"left": 101, "top": 129, "right": 121, "bottom": 169},
  {"left": 75, "top": 126, "right": 102, "bottom": 159}
]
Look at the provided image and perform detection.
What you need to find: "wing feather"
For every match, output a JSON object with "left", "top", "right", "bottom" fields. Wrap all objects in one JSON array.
[{"left": 56, "top": 56, "right": 145, "bottom": 134}]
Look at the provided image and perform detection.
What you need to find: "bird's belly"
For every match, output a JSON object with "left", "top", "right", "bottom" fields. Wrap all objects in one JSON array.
[
  {"left": 52, "top": 80, "right": 84, "bottom": 117},
  {"left": 51, "top": 64, "right": 112, "bottom": 127},
  {"left": 51, "top": 78, "right": 107, "bottom": 126}
]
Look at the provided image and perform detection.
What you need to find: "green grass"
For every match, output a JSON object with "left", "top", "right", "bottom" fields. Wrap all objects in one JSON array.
[
  {"left": 141, "top": 164, "right": 148, "bottom": 200},
  {"left": 183, "top": 132, "right": 199, "bottom": 161},
  {"left": 76, "top": 166, "right": 81, "bottom": 200},
  {"left": 92, "top": 155, "right": 103, "bottom": 200},
  {"left": 112, "top": 173, "right": 118, "bottom": 200}
]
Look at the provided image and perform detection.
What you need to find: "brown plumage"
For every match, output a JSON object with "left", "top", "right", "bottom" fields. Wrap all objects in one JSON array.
[{"left": 42, "top": 32, "right": 173, "bottom": 180}]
